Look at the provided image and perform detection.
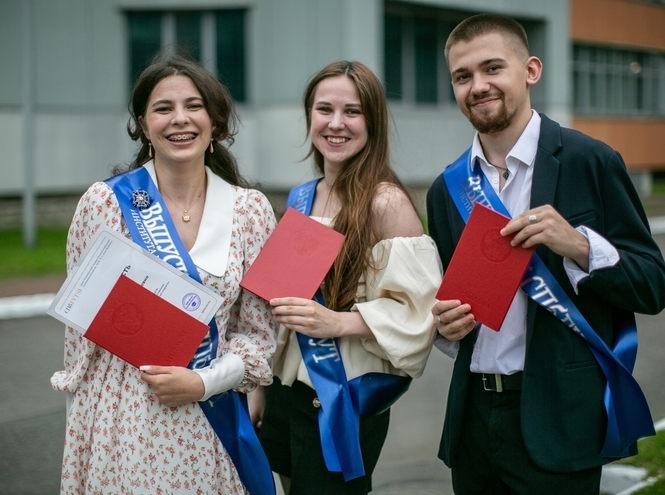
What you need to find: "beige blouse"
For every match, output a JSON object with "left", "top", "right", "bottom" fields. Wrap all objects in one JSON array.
[{"left": 273, "top": 229, "right": 443, "bottom": 388}]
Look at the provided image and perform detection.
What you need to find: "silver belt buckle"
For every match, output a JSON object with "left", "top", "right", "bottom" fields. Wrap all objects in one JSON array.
[{"left": 482, "top": 373, "right": 503, "bottom": 392}]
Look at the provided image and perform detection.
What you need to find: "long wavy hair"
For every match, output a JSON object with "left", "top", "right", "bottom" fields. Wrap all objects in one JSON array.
[
  {"left": 121, "top": 53, "right": 248, "bottom": 187},
  {"left": 303, "top": 60, "right": 412, "bottom": 311}
]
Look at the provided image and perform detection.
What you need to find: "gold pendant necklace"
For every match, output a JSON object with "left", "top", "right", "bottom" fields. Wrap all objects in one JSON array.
[
  {"left": 182, "top": 205, "right": 196, "bottom": 222},
  {"left": 161, "top": 186, "right": 204, "bottom": 222}
]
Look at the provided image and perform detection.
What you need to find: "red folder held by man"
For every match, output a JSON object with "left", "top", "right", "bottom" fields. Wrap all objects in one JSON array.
[{"left": 436, "top": 203, "right": 535, "bottom": 331}]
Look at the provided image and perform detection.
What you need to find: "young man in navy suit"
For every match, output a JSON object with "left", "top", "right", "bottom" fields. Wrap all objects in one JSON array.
[{"left": 428, "top": 13, "right": 665, "bottom": 494}]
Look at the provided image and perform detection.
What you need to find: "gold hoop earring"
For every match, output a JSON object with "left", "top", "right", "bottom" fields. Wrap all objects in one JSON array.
[
  {"left": 148, "top": 141, "right": 153, "bottom": 158},
  {"left": 209, "top": 139, "right": 214, "bottom": 154}
]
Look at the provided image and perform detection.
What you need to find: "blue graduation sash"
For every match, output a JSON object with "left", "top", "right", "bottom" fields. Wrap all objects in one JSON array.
[
  {"left": 286, "top": 180, "right": 412, "bottom": 481},
  {"left": 442, "top": 149, "right": 655, "bottom": 457},
  {"left": 106, "top": 166, "right": 275, "bottom": 495}
]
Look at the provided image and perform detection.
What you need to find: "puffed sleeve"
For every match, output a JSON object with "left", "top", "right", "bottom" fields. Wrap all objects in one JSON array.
[
  {"left": 51, "top": 182, "right": 125, "bottom": 394},
  {"left": 352, "top": 235, "right": 442, "bottom": 378},
  {"left": 222, "top": 189, "right": 277, "bottom": 393}
]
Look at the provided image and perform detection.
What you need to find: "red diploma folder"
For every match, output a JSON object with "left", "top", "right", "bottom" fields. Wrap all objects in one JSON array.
[
  {"left": 436, "top": 203, "right": 535, "bottom": 331},
  {"left": 85, "top": 274, "right": 210, "bottom": 368},
  {"left": 240, "top": 207, "right": 345, "bottom": 301}
]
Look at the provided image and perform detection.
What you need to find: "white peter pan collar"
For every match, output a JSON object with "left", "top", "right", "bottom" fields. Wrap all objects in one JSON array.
[{"left": 144, "top": 161, "right": 233, "bottom": 277}]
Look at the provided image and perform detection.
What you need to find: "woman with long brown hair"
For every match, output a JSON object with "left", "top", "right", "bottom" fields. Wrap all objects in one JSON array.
[{"left": 252, "top": 60, "right": 442, "bottom": 495}]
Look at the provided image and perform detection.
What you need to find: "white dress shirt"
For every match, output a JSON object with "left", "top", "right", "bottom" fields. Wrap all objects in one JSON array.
[{"left": 466, "top": 111, "right": 619, "bottom": 374}]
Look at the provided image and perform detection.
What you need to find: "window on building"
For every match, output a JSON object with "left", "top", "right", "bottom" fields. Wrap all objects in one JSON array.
[
  {"left": 127, "top": 10, "right": 246, "bottom": 102},
  {"left": 128, "top": 12, "right": 161, "bottom": 86},
  {"left": 573, "top": 44, "right": 665, "bottom": 117},
  {"left": 384, "top": 3, "right": 468, "bottom": 104},
  {"left": 384, "top": 4, "right": 547, "bottom": 108},
  {"left": 384, "top": 3, "right": 460, "bottom": 104}
]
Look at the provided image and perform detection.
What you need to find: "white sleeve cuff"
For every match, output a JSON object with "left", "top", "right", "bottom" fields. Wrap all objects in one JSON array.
[
  {"left": 564, "top": 225, "right": 620, "bottom": 292},
  {"left": 193, "top": 353, "right": 245, "bottom": 401},
  {"left": 433, "top": 335, "right": 459, "bottom": 358}
]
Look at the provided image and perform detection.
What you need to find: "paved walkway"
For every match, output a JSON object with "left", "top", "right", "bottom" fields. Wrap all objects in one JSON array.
[
  {"left": 0, "top": 273, "right": 64, "bottom": 298},
  {"left": 0, "top": 275, "right": 64, "bottom": 320}
]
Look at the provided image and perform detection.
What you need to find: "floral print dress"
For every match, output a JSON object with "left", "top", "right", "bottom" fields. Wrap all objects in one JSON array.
[{"left": 51, "top": 167, "right": 276, "bottom": 495}]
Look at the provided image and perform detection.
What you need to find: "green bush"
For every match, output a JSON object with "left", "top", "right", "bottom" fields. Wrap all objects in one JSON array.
[{"left": 616, "top": 429, "right": 665, "bottom": 494}]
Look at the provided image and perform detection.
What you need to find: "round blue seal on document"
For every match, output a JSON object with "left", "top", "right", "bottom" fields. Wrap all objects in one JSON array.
[
  {"left": 182, "top": 293, "right": 201, "bottom": 311},
  {"left": 131, "top": 189, "right": 152, "bottom": 210}
]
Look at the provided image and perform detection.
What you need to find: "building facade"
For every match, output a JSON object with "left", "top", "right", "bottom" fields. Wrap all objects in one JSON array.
[
  {"left": 570, "top": 0, "right": 665, "bottom": 186},
  {"left": 0, "top": 0, "right": 571, "bottom": 208}
]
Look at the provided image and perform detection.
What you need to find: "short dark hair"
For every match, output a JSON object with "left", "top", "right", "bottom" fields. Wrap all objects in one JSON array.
[
  {"left": 444, "top": 13, "right": 530, "bottom": 66},
  {"left": 123, "top": 52, "right": 248, "bottom": 187}
]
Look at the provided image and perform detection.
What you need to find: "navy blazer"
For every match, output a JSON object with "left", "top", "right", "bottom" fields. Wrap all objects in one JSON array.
[{"left": 426, "top": 114, "right": 665, "bottom": 472}]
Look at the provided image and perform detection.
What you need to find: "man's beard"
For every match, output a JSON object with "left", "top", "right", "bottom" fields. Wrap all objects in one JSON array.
[{"left": 466, "top": 94, "right": 512, "bottom": 134}]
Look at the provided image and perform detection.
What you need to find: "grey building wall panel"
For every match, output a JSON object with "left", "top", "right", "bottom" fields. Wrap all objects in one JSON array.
[
  {"left": 0, "top": 1, "right": 23, "bottom": 106},
  {"left": 33, "top": 112, "right": 135, "bottom": 191},
  {"left": 390, "top": 107, "right": 475, "bottom": 185},
  {"left": 232, "top": 106, "right": 311, "bottom": 188},
  {"left": 250, "top": 0, "right": 382, "bottom": 104},
  {"left": 0, "top": 112, "right": 23, "bottom": 191},
  {"left": 26, "top": 1, "right": 125, "bottom": 108}
]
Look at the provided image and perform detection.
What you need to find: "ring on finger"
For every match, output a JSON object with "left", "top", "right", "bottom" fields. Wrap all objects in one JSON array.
[
  {"left": 528, "top": 214, "right": 537, "bottom": 225},
  {"left": 437, "top": 315, "right": 444, "bottom": 325}
]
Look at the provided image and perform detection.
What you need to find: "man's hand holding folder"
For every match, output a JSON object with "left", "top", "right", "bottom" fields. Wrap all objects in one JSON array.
[{"left": 436, "top": 203, "right": 535, "bottom": 331}]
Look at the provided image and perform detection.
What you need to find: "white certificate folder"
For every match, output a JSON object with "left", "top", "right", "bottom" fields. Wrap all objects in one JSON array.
[{"left": 48, "top": 226, "right": 223, "bottom": 336}]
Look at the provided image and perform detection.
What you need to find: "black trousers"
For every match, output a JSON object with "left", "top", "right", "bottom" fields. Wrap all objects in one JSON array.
[
  {"left": 260, "top": 378, "right": 390, "bottom": 495},
  {"left": 451, "top": 373, "right": 602, "bottom": 495}
]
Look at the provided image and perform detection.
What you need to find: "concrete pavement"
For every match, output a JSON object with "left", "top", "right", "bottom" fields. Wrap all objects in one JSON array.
[
  {"left": 5, "top": 312, "right": 665, "bottom": 495},
  {"left": 0, "top": 313, "right": 454, "bottom": 495}
]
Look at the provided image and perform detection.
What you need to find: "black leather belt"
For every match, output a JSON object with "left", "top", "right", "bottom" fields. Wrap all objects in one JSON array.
[{"left": 475, "top": 371, "right": 523, "bottom": 392}]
